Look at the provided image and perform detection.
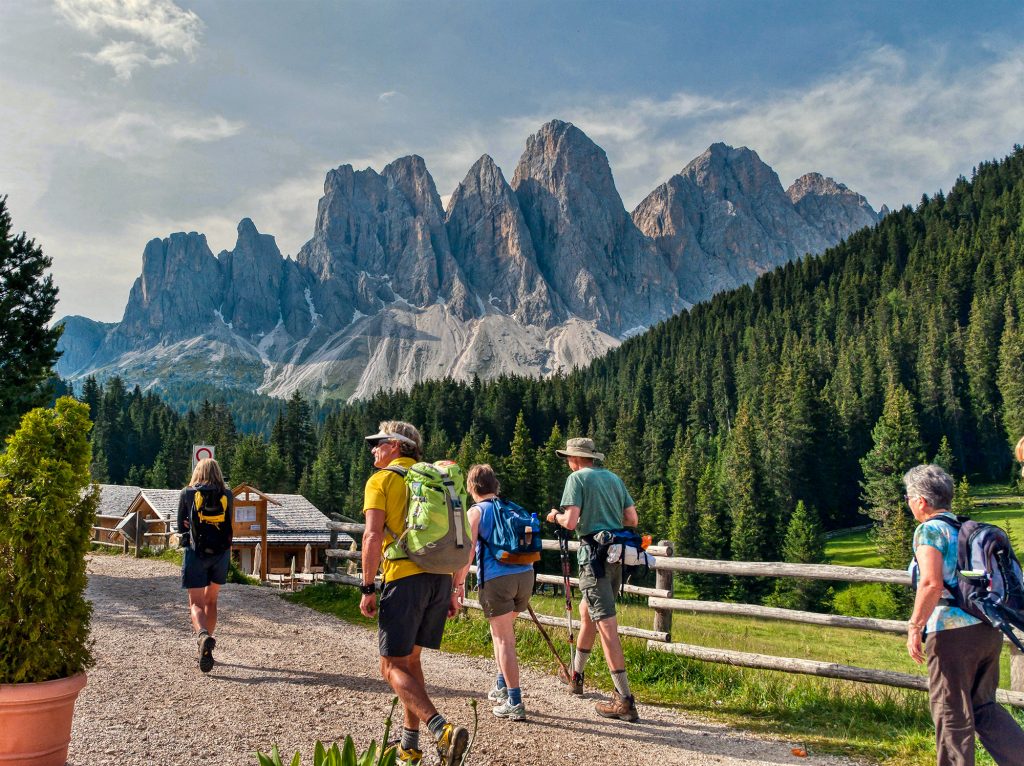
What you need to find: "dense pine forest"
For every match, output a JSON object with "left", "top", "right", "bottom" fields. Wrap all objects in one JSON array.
[{"left": 78, "top": 146, "right": 1024, "bottom": 603}]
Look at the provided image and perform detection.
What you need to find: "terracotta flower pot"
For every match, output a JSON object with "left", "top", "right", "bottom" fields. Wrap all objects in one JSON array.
[{"left": 0, "top": 672, "right": 87, "bottom": 766}]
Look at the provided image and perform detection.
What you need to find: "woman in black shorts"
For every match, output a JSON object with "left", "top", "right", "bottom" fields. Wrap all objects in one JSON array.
[{"left": 176, "top": 458, "right": 233, "bottom": 672}]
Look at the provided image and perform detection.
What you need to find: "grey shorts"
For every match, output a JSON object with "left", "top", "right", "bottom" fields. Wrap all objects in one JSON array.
[
  {"left": 378, "top": 572, "right": 452, "bottom": 657},
  {"left": 579, "top": 560, "right": 621, "bottom": 622},
  {"left": 181, "top": 548, "right": 230, "bottom": 589},
  {"left": 479, "top": 570, "right": 534, "bottom": 618}
]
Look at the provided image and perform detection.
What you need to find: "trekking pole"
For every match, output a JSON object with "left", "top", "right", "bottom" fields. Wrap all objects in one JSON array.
[
  {"left": 525, "top": 603, "right": 572, "bottom": 680},
  {"left": 555, "top": 525, "right": 576, "bottom": 664}
]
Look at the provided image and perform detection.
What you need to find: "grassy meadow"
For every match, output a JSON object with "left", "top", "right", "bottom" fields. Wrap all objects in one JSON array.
[{"left": 283, "top": 485, "right": 1024, "bottom": 765}]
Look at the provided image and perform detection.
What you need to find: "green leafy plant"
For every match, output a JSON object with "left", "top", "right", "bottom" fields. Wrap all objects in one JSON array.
[
  {"left": 255, "top": 697, "right": 479, "bottom": 766},
  {"left": 0, "top": 397, "right": 99, "bottom": 683}
]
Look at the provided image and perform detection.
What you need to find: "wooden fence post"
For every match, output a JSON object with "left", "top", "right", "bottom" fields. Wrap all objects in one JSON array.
[
  {"left": 326, "top": 529, "right": 338, "bottom": 575},
  {"left": 1011, "top": 643, "right": 1024, "bottom": 692},
  {"left": 653, "top": 540, "right": 674, "bottom": 638}
]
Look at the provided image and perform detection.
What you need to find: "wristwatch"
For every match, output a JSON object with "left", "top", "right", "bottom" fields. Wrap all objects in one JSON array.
[{"left": 359, "top": 582, "right": 376, "bottom": 595}]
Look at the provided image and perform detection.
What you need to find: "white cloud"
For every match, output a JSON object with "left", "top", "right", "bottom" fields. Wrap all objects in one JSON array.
[
  {"left": 493, "top": 45, "right": 1024, "bottom": 211},
  {"left": 378, "top": 90, "right": 400, "bottom": 102},
  {"left": 55, "top": 0, "right": 203, "bottom": 79},
  {"left": 78, "top": 111, "right": 245, "bottom": 158},
  {"left": 88, "top": 40, "right": 175, "bottom": 80}
]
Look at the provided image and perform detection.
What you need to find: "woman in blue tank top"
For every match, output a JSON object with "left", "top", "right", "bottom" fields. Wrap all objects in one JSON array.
[{"left": 456, "top": 464, "right": 535, "bottom": 722}]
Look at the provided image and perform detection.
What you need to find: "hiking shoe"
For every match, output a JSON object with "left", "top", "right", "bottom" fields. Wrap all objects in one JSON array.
[
  {"left": 487, "top": 684, "right": 509, "bottom": 703},
  {"left": 559, "top": 668, "right": 584, "bottom": 695},
  {"left": 383, "top": 744, "right": 422, "bottom": 764},
  {"left": 197, "top": 631, "right": 216, "bottom": 673},
  {"left": 435, "top": 723, "right": 469, "bottom": 766},
  {"left": 595, "top": 691, "right": 639, "bottom": 722},
  {"left": 492, "top": 699, "right": 526, "bottom": 721}
]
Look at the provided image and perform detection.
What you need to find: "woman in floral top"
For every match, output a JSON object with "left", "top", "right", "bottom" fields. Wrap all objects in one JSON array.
[{"left": 904, "top": 463, "right": 1024, "bottom": 765}]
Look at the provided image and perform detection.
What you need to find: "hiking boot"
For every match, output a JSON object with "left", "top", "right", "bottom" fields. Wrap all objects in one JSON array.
[
  {"left": 435, "top": 723, "right": 469, "bottom": 766},
  {"left": 197, "top": 630, "right": 216, "bottom": 673},
  {"left": 558, "top": 667, "right": 584, "bottom": 695},
  {"left": 486, "top": 684, "right": 509, "bottom": 703},
  {"left": 491, "top": 699, "right": 526, "bottom": 721},
  {"left": 383, "top": 744, "right": 422, "bottom": 765},
  {"left": 595, "top": 691, "right": 639, "bottom": 722}
]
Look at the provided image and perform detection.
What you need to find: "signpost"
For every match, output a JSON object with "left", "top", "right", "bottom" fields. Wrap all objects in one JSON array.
[{"left": 192, "top": 444, "right": 215, "bottom": 470}]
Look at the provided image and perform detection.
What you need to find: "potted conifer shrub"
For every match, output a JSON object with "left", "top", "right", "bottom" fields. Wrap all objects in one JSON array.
[{"left": 0, "top": 398, "right": 99, "bottom": 766}]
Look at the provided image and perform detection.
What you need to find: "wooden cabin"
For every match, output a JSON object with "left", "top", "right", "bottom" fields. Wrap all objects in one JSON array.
[{"left": 93, "top": 482, "right": 349, "bottom": 576}]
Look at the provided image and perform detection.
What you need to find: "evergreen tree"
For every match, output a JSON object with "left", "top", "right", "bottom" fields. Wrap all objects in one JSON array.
[
  {"left": 933, "top": 435, "right": 955, "bottom": 474},
  {"left": 997, "top": 303, "right": 1024, "bottom": 450},
  {"left": 952, "top": 476, "right": 973, "bottom": 517},
  {"left": 536, "top": 422, "right": 567, "bottom": 510},
  {"left": 502, "top": 411, "right": 537, "bottom": 505},
  {"left": 0, "top": 197, "right": 62, "bottom": 439},
  {"left": 694, "top": 461, "right": 730, "bottom": 599},
  {"left": 765, "top": 501, "right": 829, "bottom": 611},
  {"left": 861, "top": 382, "right": 925, "bottom": 603},
  {"left": 723, "top": 402, "right": 771, "bottom": 601}
]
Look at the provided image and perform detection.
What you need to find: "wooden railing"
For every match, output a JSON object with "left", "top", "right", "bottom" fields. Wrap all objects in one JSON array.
[
  {"left": 91, "top": 513, "right": 174, "bottom": 556},
  {"left": 326, "top": 520, "right": 1024, "bottom": 706}
]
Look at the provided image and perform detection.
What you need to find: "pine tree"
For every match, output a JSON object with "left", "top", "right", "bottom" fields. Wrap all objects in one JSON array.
[
  {"left": 694, "top": 461, "right": 730, "bottom": 600},
  {"left": 502, "top": 411, "right": 537, "bottom": 505},
  {"left": 536, "top": 422, "right": 567, "bottom": 510},
  {"left": 997, "top": 303, "right": 1024, "bottom": 450},
  {"left": 0, "top": 197, "right": 62, "bottom": 439},
  {"left": 765, "top": 501, "right": 829, "bottom": 610},
  {"left": 952, "top": 476, "right": 973, "bottom": 516},
  {"left": 933, "top": 435, "right": 955, "bottom": 474},
  {"left": 723, "top": 402, "right": 771, "bottom": 601},
  {"left": 861, "top": 382, "right": 925, "bottom": 601}
]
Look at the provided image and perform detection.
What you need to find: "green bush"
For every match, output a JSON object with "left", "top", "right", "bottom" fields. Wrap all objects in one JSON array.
[
  {"left": 228, "top": 556, "right": 259, "bottom": 585},
  {"left": 831, "top": 583, "right": 903, "bottom": 619},
  {"left": 0, "top": 397, "right": 99, "bottom": 683}
]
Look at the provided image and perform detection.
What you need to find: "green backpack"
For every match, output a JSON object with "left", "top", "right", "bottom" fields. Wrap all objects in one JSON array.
[{"left": 382, "top": 460, "right": 472, "bottom": 574}]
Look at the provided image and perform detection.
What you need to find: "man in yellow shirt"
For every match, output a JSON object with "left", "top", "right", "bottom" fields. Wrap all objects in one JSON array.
[{"left": 359, "top": 420, "right": 468, "bottom": 766}]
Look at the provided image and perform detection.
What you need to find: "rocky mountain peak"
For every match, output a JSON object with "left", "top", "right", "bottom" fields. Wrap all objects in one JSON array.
[
  {"left": 446, "top": 154, "right": 560, "bottom": 327},
  {"left": 786, "top": 172, "right": 879, "bottom": 243},
  {"left": 682, "top": 143, "right": 783, "bottom": 199}
]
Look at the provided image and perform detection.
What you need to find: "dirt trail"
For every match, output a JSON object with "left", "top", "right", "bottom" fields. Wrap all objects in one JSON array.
[{"left": 69, "top": 555, "right": 861, "bottom": 766}]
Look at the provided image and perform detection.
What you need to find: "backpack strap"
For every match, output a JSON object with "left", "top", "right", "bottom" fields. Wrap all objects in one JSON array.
[
  {"left": 379, "top": 465, "right": 410, "bottom": 556},
  {"left": 921, "top": 514, "right": 964, "bottom": 602}
]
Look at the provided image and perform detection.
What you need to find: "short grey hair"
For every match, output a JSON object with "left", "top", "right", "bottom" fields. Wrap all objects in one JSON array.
[{"left": 902, "top": 464, "right": 954, "bottom": 510}]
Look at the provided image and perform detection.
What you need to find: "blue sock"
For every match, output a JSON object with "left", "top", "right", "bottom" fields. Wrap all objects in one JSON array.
[
  {"left": 508, "top": 687, "right": 522, "bottom": 705},
  {"left": 495, "top": 673, "right": 507, "bottom": 690}
]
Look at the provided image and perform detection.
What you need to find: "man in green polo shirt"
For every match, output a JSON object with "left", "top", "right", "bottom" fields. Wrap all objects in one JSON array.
[{"left": 546, "top": 437, "right": 640, "bottom": 723}]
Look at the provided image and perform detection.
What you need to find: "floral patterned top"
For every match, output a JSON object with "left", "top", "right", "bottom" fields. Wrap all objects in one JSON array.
[{"left": 911, "top": 512, "right": 982, "bottom": 633}]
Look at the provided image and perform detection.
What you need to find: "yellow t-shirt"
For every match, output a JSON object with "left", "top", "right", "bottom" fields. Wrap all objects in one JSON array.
[{"left": 362, "top": 456, "right": 424, "bottom": 583}]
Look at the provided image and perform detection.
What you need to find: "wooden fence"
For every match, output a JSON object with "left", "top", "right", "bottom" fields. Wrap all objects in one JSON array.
[
  {"left": 91, "top": 513, "right": 173, "bottom": 556},
  {"left": 326, "top": 521, "right": 1024, "bottom": 707}
]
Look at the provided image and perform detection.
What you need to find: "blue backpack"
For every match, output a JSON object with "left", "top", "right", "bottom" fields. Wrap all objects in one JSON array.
[
  {"left": 912, "top": 515, "right": 1024, "bottom": 650},
  {"left": 478, "top": 498, "right": 542, "bottom": 586}
]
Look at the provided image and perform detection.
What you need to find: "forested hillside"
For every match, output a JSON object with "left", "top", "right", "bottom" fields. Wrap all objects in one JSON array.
[{"left": 83, "top": 146, "right": 1024, "bottom": 600}]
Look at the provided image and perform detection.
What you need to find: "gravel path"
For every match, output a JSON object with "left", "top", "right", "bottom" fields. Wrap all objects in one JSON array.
[{"left": 69, "top": 554, "right": 862, "bottom": 766}]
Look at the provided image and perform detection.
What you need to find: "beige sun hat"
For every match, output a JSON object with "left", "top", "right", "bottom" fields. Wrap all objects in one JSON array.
[{"left": 555, "top": 437, "right": 605, "bottom": 461}]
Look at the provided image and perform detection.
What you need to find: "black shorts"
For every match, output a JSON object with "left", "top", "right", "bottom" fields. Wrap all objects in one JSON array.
[
  {"left": 378, "top": 572, "right": 452, "bottom": 657},
  {"left": 181, "top": 548, "right": 230, "bottom": 589}
]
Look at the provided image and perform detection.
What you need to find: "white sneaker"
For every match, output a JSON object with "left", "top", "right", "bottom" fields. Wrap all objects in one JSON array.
[
  {"left": 487, "top": 685, "right": 509, "bottom": 702},
  {"left": 492, "top": 699, "right": 526, "bottom": 720}
]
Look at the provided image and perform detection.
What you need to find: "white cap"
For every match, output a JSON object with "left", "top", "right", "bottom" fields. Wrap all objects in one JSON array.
[{"left": 364, "top": 430, "right": 418, "bottom": 448}]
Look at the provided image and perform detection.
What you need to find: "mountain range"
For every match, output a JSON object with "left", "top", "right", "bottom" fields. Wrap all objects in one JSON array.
[{"left": 56, "top": 119, "right": 880, "bottom": 401}]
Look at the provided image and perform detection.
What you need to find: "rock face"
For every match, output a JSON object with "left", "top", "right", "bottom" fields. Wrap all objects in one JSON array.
[
  {"left": 513, "top": 120, "right": 678, "bottom": 335},
  {"left": 633, "top": 144, "right": 880, "bottom": 304},
  {"left": 57, "top": 121, "right": 879, "bottom": 402}
]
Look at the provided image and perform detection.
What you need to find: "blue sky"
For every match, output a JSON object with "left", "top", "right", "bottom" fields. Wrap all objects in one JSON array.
[{"left": 2, "top": 1, "right": 1023, "bottom": 322}]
